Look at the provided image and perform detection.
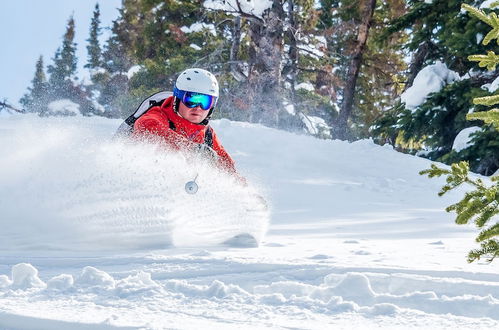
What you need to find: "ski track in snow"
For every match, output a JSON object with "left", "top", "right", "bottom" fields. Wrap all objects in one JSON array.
[{"left": 1, "top": 114, "right": 499, "bottom": 329}]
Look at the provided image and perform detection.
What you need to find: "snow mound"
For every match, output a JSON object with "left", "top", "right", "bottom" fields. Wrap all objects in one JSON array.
[
  {"left": 47, "top": 274, "right": 74, "bottom": 291},
  {"left": 11, "top": 263, "right": 46, "bottom": 289},
  {"left": 77, "top": 267, "right": 116, "bottom": 290}
]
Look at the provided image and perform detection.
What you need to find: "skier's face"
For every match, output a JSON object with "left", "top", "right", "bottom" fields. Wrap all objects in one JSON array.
[{"left": 178, "top": 101, "right": 210, "bottom": 124}]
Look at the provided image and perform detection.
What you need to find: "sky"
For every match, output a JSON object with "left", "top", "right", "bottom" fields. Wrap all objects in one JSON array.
[{"left": 0, "top": 0, "right": 121, "bottom": 107}]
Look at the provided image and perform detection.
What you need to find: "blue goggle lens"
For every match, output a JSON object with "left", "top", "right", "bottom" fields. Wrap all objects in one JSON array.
[{"left": 182, "top": 92, "right": 215, "bottom": 111}]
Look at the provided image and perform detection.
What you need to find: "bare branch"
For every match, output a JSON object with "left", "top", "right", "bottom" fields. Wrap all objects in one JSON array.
[
  {"left": 296, "top": 66, "right": 333, "bottom": 74},
  {"left": 0, "top": 100, "right": 25, "bottom": 113}
]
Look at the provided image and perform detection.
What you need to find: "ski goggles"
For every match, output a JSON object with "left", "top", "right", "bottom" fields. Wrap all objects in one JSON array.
[{"left": 182, "top": 91, "right": 216, "bottom": 111}]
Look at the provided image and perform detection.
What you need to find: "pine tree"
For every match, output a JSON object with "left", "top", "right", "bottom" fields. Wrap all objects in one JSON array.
[
  {"left": 20, "top": 55, "right": 49, "bottom": 113},
  {"left": 86, "top": 3, "right": 103, "bottom": 70},
  {"left": 463, "top": 4, "right": 499, "bottom": 129},
  {"left": 43, "top": 15, "right": 99, "bottom": 116},
  {"left": 334, "top": 0, "right": 377, "bottom": 140},
  {"left": 373, "top": 0, "right": 499, "bottom": 175},
  {"left": 313, "top": 0, "right": 407, "bottom": 140},
  {"left": 281, "top": 0, "right": 333, "bottom": 135},
  {"left": 97, "top": 5, "right": 136, "bottom": 117},
  {"left": 47, "top": 15, "right": 78, "bottom": 97},
  {"left": 207, "top": 0, "right": 335, "bottom": 131},
  {"left": 101, "top": 0, "right": 226, "bottom": 117},
  {"left": 421, "top": 3, "right": 499, "bottom": 263},
  {"left": 91, "top": 0, "right": 404, "bottom": 133}
]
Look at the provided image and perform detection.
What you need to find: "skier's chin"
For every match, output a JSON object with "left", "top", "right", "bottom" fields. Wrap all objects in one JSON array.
[{"left": 189, "top": 115, "right": 203, "bottom": 123}]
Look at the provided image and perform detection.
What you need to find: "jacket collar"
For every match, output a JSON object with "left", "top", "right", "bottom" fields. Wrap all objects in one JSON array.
[{"left": 161, "top": 96, "right": 207, "bottom": 139}]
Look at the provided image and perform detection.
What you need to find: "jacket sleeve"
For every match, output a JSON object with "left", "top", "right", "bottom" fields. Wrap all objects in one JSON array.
[
  {"left": 211, "top": 130, "right": 247, "bottom": 185},
  {"left": 133, "top": 108, "right": 191, "bottom": 150}
]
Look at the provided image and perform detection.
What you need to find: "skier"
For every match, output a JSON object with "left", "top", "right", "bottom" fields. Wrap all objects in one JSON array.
[{"left": 132, "top": 68, "right": 244, "bottom": 182}]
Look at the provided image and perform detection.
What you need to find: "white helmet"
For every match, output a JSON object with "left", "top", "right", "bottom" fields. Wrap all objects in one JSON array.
[{"left": 174, "top": 68, "right": 219, "bottom": 97}]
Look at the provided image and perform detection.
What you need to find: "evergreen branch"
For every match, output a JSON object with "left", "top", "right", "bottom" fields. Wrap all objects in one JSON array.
[
  {"left": 419, "top": 162, "right": 484, "bottom": 196},
  {"left": 380, "top": 2, "right": 433, "bottom": 41},
  {"left": 466, "top": 109, "right": 499, "bottom": 128},
  {"left": 462, "top": 4, "right": 499, "bottom": 45},
  {"left": 484, "top": 22, "right": 499, "bottom": 46},
  {"left": 424, "top": 4, "right": 499, "bottom": 264},
  {"left": 447, "top": 192, "right": 474, "bottom": 214},
  {"left": 467, "top": 239, "right": 499, "bottom": 263},
  {"left": 474, "top": 202, "right": 499, "bottom": 229},
  {"left": 477, "top": 224, "right": 499, "bottom": 242},
  {"left": 461, "top": 4, "right": 493, "bottom": 28},
  {"left": 454, "top": 197, "right": 486, "bottom": 225},
  {"left": 419, "top": 163, "right": 451, "bottom": 178},
  {"left": 473, "top": 94, "right": 499, "bottom": 106},
  {"left": 468, "top": 52, "right": 499, "bottom": 71}
]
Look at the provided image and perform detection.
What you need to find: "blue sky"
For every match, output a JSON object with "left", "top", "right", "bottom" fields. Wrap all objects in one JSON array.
[{"left": 0, "top": 0, "right": 121, "bottom": 107}]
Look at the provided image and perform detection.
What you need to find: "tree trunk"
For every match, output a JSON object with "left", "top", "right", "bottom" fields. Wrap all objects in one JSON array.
[
  {"left": 230, "top": 16, "right": 245, "bottom": 81},
  {"left": 334, "top": 0, "right": 377, "bottom": 140},
  {"left": 286, "top": 0, "right": 298, "bottom": 104},
  {"left": 404, "top": 41, "right": 432, "bottom": 92},
  {"left": 247, "top": 0, "right": 285, "bottom": 126}
]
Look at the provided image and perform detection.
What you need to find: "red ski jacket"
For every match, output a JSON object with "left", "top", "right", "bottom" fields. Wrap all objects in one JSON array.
[{"left": 133, "top": 96, "right": 238, "bottom": 175}]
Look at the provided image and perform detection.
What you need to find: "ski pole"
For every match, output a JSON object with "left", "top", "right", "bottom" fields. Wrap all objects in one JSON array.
[{"left": 185, "top": 174, "right": 199, "bottom": 194}]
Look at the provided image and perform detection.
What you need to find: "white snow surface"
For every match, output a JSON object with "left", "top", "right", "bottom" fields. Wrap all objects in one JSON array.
[
  {"left": 1, "top": 114, "right": 499, "bottom": 329},
  {"left": 401, "top": 61, "right": 460, "bottom": 111},
  {"left": 452, "top": 126, "right": 482, "bottom": 152}
]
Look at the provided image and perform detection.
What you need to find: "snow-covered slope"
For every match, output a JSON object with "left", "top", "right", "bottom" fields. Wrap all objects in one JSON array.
[{"left": 1, "top": 114, "right": 498, "bottom": 329}]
